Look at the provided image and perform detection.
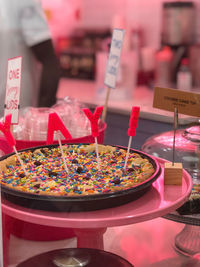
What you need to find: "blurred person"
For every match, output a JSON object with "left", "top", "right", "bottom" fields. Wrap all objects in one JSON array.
[{"left": 0, "top": 0, "right": 60, "bottom": 116}]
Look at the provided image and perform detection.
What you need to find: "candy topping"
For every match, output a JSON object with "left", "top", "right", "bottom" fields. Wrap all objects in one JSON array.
[{"left": 0, "top": 144, "right": 155, "bottom": 197}]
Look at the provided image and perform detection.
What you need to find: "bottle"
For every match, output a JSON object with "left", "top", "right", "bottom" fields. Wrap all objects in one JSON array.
[
  {"left": 155, "top": 46, "right": 173, "bottom": 88},
  {"left": 177, "top": 58, "right": 192, "bottom": 91},
  {"left": 140, "top": 46, "right": 155, "bottom": 88}
]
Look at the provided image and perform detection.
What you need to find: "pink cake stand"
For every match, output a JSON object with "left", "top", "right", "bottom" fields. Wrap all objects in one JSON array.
[{"left": 2, "top": 158, "right": 192, "bottom": 267}]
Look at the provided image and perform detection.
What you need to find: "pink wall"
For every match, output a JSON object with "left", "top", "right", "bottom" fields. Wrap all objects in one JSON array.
[
  {"left": 41, "top": 0, "right": 81, "bottom": 39},
  {"left": 42, "top": 0, "right": 200, "bottom": 49},
  {"left": 80, "top": 0, "right": 200, "bottom": 49}
]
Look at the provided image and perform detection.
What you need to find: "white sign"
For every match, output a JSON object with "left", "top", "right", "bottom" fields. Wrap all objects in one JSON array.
[
  {"left": 104, "top": 29, "right": 125, "bottom": 89},
  {"left": 4, "top": 56, "right": 22, "bottom": 124}
]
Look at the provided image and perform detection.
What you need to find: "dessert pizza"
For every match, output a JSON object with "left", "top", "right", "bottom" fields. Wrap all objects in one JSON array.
[{"left": 0, "top": 144, "right": 156, "bottom": 197}]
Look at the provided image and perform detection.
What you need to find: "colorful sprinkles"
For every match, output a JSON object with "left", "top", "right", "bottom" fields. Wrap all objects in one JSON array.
[{"left": 0, "top": 144, "right": 155, "bottom": 196}]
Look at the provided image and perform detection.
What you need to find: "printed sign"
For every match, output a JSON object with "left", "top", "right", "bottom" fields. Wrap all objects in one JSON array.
[
  {"left": 153, "top": 87, "right": 200, "bottom": 117},
  {"left": 104, "top": 28, "right": 125, "bottom": 88},
  {"left": 4, "top": 56, "right": 22, "bottom": 124}
]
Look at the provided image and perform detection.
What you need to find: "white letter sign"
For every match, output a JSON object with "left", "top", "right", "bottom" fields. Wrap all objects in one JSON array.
[
  {"left": 153, "top": 87, "right": 200, "bottom": 117},
  {"left": 4, "top": 56, "right": 22, "bottom": 124},
  {"left": 104, "top": 29, "right": 125, "bottom": 88}
]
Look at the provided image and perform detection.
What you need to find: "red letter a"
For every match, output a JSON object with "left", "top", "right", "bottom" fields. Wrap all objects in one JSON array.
[{"left": 46, "top": 112, "right": 72, "bottom": 145}]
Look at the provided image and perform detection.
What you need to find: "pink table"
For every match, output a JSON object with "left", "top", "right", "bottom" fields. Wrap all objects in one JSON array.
[{"left": 1, "top": 158, "right": 192, "bottom": 266}]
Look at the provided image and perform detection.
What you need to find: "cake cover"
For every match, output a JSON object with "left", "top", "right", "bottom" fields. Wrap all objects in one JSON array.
[{"left": 142, "top": 124, "right": 200, "bottom": 183}]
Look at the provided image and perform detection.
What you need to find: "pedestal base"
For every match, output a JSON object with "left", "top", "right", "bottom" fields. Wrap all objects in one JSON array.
[
  {"left": 175, "top": 224, "right": 200, "bottom": 255},
  {"left": 74, "top": 228, "right": 107, "bottom": 250},
  {"left": 2, "top": 213, "right": 11, "bottom": 267}
]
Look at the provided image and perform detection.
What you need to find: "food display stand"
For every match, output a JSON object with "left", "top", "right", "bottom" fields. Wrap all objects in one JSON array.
[
  {"left": 2, "top": 157, "right": 192, "bottom": 266},
  {"left": 163, "top": 212, "right": 200, "bottom": 256}
]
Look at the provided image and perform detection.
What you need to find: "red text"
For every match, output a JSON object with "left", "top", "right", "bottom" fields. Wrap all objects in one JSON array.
[
  {"left": 9, "top": 69, "right": 20, "bottom": 80},
  {"left": 6, "top": 100, "right": 18, "bottom": 110}
]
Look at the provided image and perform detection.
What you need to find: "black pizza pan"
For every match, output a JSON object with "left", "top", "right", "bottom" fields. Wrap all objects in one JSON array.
[{"left": 0, "top": 144, "right": 161, "bottom": 212}]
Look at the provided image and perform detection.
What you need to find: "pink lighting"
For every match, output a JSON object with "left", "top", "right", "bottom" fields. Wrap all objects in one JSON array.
[
  {"left": 153, "top": 129, "right": 199, "bottom": 151},
  {"left": 119, "top": 219, "right": 183, "bottom": 265},
  {"left": 41, "top": 0, "right": 80, "bottom": 40}
]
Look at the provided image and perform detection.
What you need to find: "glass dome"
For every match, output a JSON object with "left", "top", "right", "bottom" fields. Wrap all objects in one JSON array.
[{"left": 142, "top": 123, "right": 200, "bottom": 183}]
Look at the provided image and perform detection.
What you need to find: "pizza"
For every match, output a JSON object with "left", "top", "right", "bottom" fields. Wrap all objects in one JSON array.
[{"left": 0, "top": 144, "right": 155, "bottom": 197}]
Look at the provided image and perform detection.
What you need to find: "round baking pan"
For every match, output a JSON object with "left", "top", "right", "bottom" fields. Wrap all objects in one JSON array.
[
  {"left": 0, "top": 144, "right": 161, "bottom": 212},
  {"left": 17, "top": 248, "right": 133, "bottom": 267}
]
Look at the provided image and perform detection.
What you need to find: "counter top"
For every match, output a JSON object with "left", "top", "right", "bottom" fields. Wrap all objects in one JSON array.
[
  {"left": 9, "top": 217, "right": 192, "bottom": 267},
  {"left": 57, "top": 78, "right": 199, "bottom": 125}
]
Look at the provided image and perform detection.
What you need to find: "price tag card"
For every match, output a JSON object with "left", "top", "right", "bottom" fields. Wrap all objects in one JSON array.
[
  {"left": 4, "top": 56, "right": 22, "bottom": 124},
  {"left": 104, "top": 28, "right": 125, "bottom": 89},
  {"left": 153, "top": 87, "right": 200, "bottom": 117}
]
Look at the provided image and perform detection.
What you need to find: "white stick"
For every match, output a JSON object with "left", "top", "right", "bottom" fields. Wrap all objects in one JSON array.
[
  {"left": 124, "top": 136, "right": 132, "bottom": 170},
  {"left": 102, "top": 87, "right": 111, "bottom": 122},
  {"left": 0, "top": 188, "right": 3, "bottom": 267},
  {"left": 95, "top": 137, "right": 100, "bottom": 171},
  {"left": 57, "top": 131, "right": 68, "bottom": 173},
  {"left": 13, "top": 146, "right": 28, "bottom": 176}
]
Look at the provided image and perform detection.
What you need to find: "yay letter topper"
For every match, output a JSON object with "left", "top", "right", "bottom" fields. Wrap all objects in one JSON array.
[
  {"left": 83, "top": 106, "right": 104, "bottom": 171},
  {"left": 47, "top": 112, "right": 72, "bottom": 145},
  {"left": 83, "top": 106, "right": 103, "bottom": 138}
]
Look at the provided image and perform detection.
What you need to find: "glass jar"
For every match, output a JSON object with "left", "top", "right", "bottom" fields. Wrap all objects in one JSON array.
[{"left": 23, "top": 107, "right": 55, "bottom": 141}]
